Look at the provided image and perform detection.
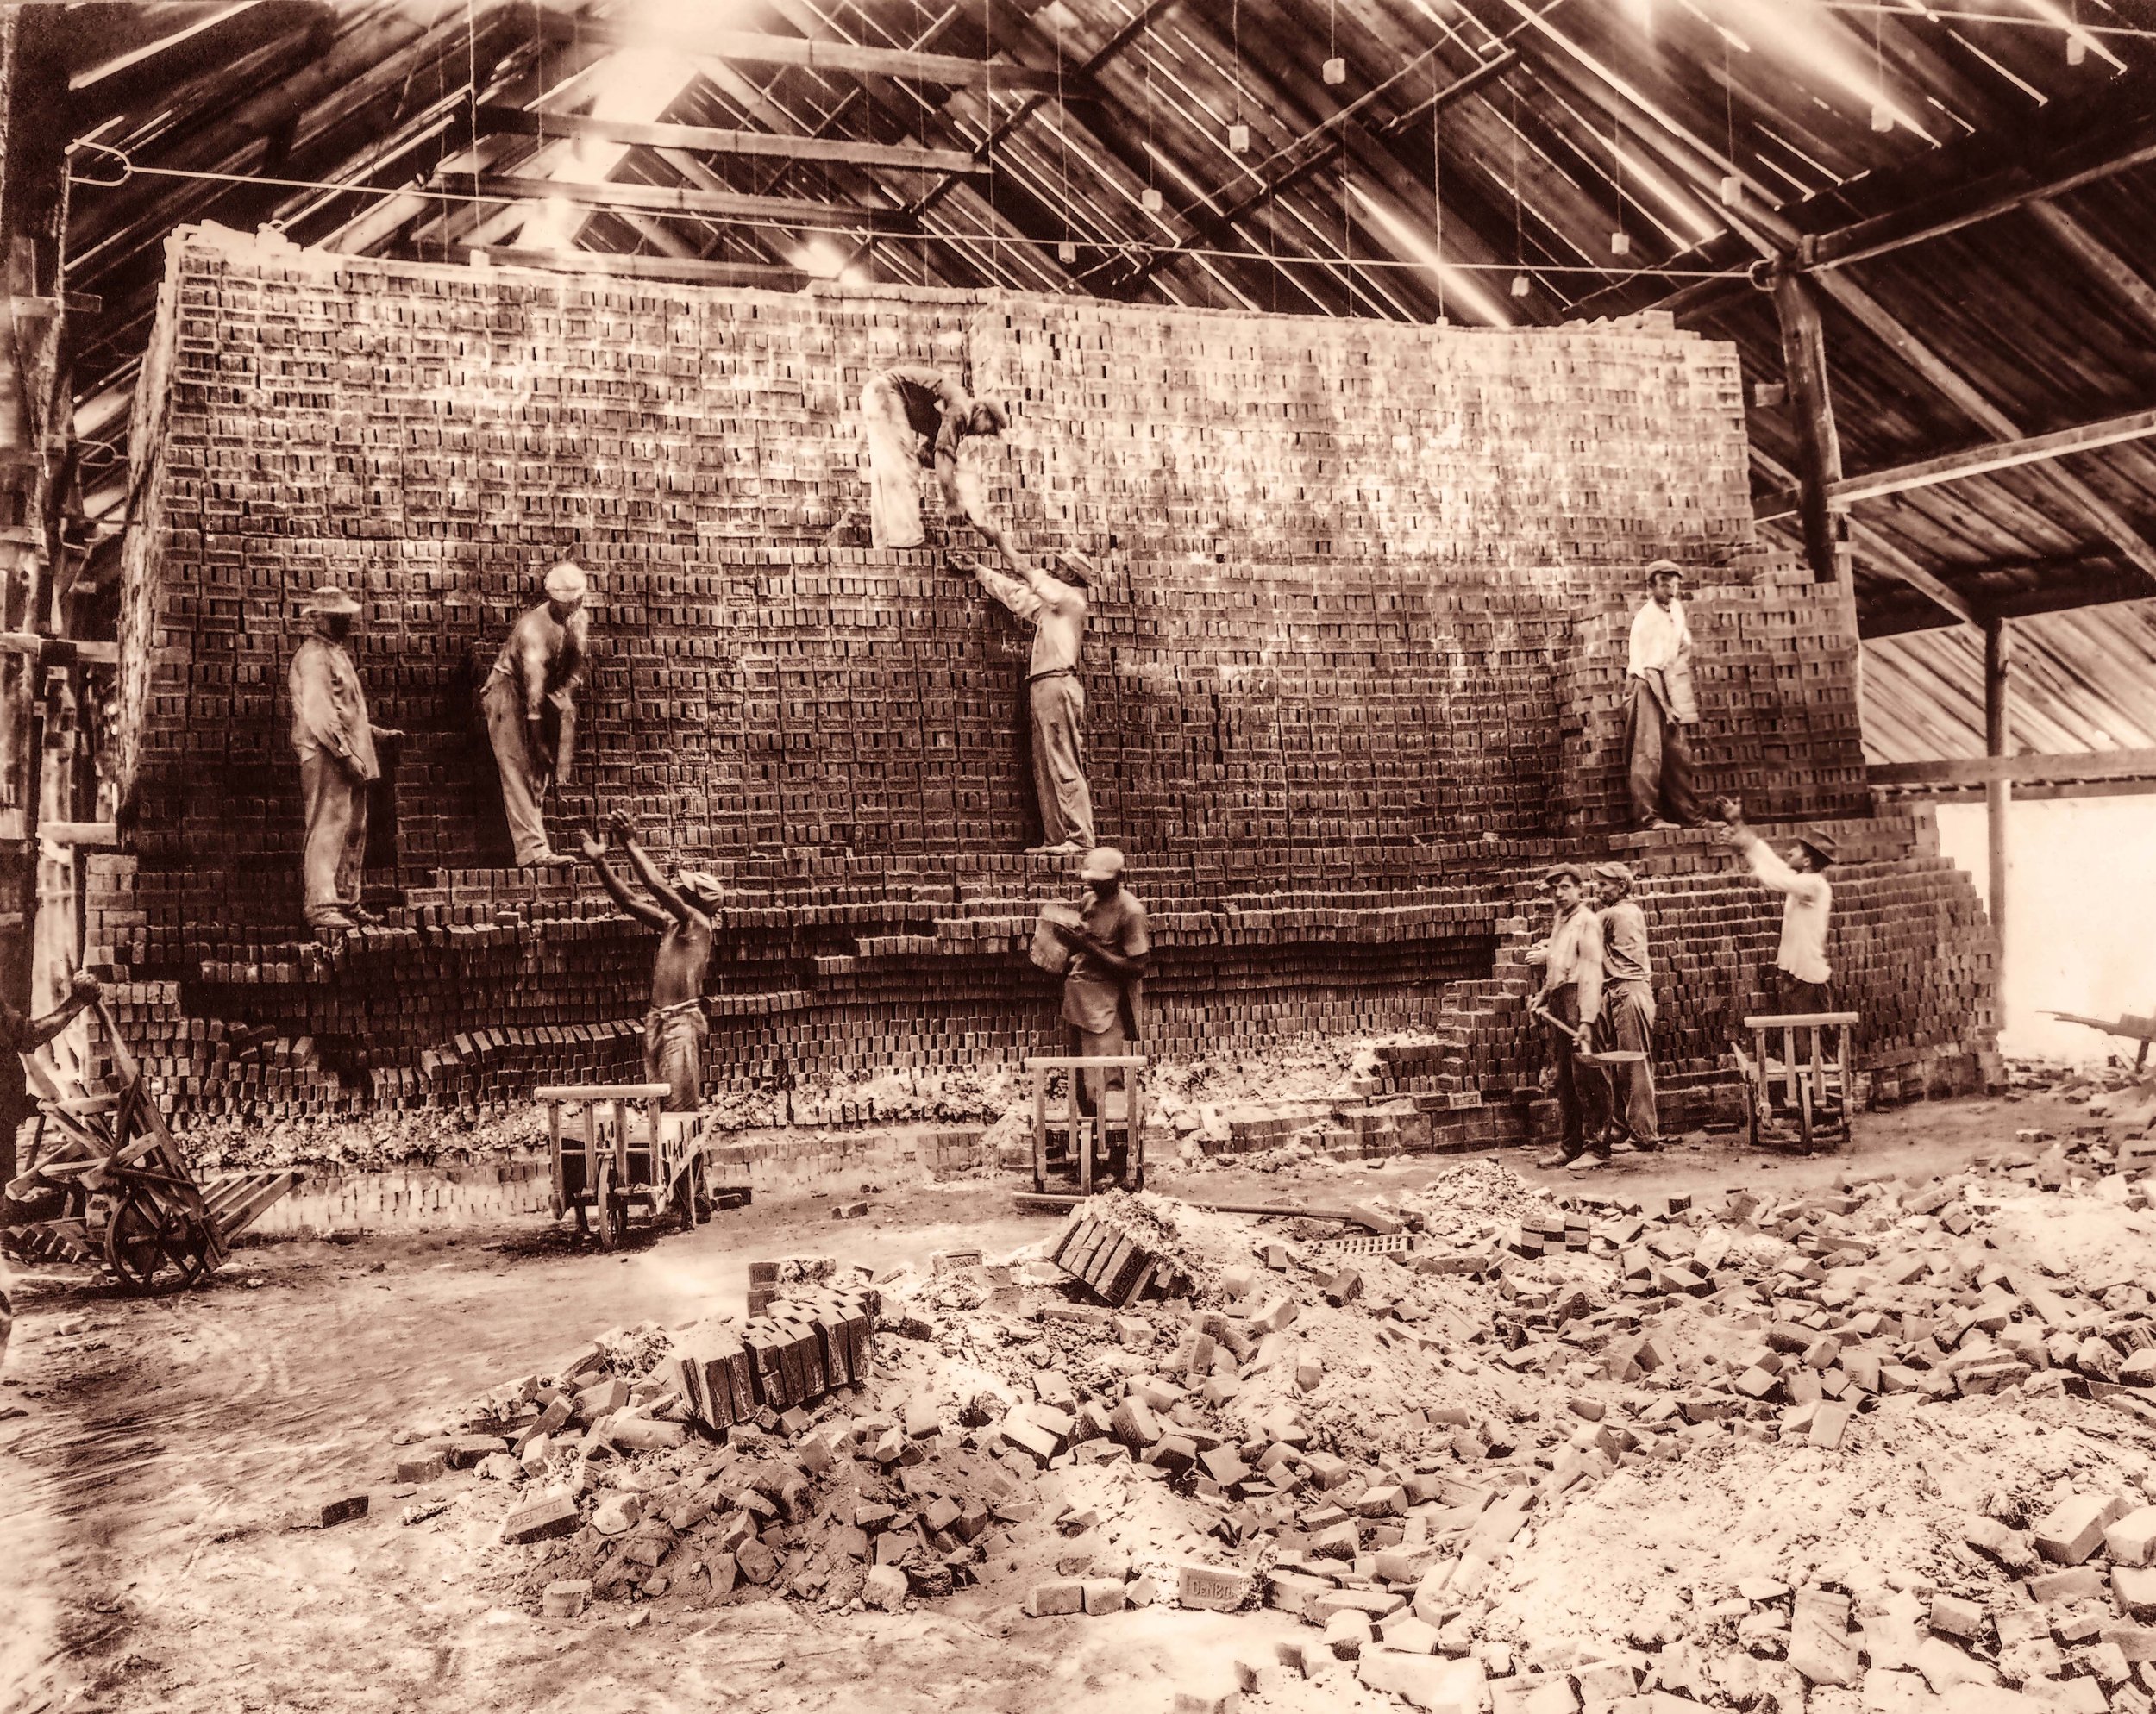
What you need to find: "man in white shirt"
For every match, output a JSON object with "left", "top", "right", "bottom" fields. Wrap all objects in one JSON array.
[
  {"left": 1526, "top": 863, "right": 1613, "bottom": 1169},
  {"left": 1719, "top": 810, "right": 1836, "bottom": 1014},
  {"left": 959, "top": 546, "right": 1097, "bottom": 854},
  {"left": 1625, "top": 560, "right": 1700, "bottom": 830}
]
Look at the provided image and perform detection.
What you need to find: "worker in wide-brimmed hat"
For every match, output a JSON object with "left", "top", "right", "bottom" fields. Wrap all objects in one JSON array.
[
  {"left": 289, "top": 584, "right": 401, "bottom": 930},
  {"left": 1591, "top": 860, "right": 1660, "bottom": 1152},
  {"left": 963, "top": 544, "right": 1099, "bottom": 854},
  {"left": 1531, "top": 863, "right": 1613, "bottom": 1171},
  {"left": 1715, "top": 799, "right": 1838, "bottom": 1015},
  {"left": 579, "top": 809, "right": 720, "bottom": 1112},
  {"left": 1625, "top": 559, "right": 1701, "bottom": 831},
  {"left": 481, "top": 560, "right": 589, "bottom": 866},
  {"left": 1043, "top": 845, "right": 1150, "bottom": 1173}
]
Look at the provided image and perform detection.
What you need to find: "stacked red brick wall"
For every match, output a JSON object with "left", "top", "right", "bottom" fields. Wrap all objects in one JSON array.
[{"left": 97, "top": 230, "right": 1990, "bottom": 1123}]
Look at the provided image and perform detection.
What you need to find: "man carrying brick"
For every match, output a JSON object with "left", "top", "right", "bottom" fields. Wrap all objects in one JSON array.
[
  {"left": 579, "top": 810, "right": 718, "bottom": 1111},
  {"left": 289, "top": 585, "right": 401, "bottom": 930},
  {"left": 1591, "top": 861, "right": 1660, "bottom": 1152},
  {"left": 859, "top": 366, "right": 1010, "bottom": 551},
  {"left": 1046, "top": 846, "right": 1149, "bottom": 1161},
  {"left": 1625, "top": 560, "right": 1700, "bottom": 830},
  {"left": 962, "top": 547, "right": 1097, "bottom": 854},
  {"left": 481, "top": 561, "right": 588, "bottom": 866},
  {"left": 1528, "top": 863, "right": 1612, "bottom": 1170},
  {"left": 1718, "top": 806, "right": 1837, "bottom": 1014}
]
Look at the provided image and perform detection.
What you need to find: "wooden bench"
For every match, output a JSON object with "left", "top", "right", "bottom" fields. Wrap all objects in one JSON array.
[
  {"left": 1737, "top": 1011, "right": 1861, "bottom": 1153},
  {"left": 1026, "top": 1054, "right": 1146, "bottom": 1194}
]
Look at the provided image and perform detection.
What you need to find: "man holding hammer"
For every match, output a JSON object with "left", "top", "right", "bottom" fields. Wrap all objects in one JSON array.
[{"left": 1527, "top": 863, "right": 1613, "bottom": 1170}]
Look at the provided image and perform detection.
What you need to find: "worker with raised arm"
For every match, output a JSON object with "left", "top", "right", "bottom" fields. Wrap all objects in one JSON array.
[
  {"left": 959, "top": 545, "right": 1097, "bottom": 854},
  {"left": 1717, "top": 802, "right": 1837, "bottom": 1015},
  {"left": 858, "top": 366, "right": 1011, "bottom": 551},
  {"left": 579, "top": 810, "right": 718, "bottom": 1111}
]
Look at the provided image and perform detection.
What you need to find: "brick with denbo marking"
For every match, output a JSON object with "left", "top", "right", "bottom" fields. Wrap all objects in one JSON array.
[{"left": 1177, "top": 1562, "right": 1254, "bottom": 1611}]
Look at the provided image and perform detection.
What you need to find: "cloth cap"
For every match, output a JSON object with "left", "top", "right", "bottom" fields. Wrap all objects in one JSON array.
[
  {"left": 1542, "top": 862, "right": 1584, "bottom": 887},
  {"left": 303, "top": 584, "right": 362, "bottom": 616},
  {"left": 543, "top": 561, "right": 589, "bottom": 602},
  {"left": 1645, "top": 558, "right": 1685, "bottom": 585},
  {"left": 1798, "top": 828, "right": 1839, "bottom": 866},
  {"left": 1593, "top": 861, "right": 1634, "bottom": 889},
  {"left": 674, "top": 868, "right": 724, "bottom": 904},
  {"left": 1052, "top": 548, "right": 1094, "bottom": 588},
  {"left": 1079, "top": 845, "right": 1125, "bottom": 882},
  {"left": 971, "top": 398, "right": 1009, "bottom": 435}
]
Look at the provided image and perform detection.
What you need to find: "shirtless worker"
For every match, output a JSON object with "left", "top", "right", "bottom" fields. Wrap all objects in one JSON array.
[
  {"left": 858, "top": 366, "right": 1012, "bottom": 552},
  {"left": 959, "top": 546, "right": 1098, "bottom": 854},
  {"left": 579, "top": 810, "right": 719, "bottom": 1111}
]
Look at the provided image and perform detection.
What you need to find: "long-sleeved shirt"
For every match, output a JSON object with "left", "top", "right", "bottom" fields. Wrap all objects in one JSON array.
[
  {"left": 1599, "top": 897, "right": 1652, "bottom": 985},
  {"left": 1539, "top": 903, "right": 1604, "bottom": 1023},
  {"left": 1741, "top": 834, "right": 1833, "bottom": 985},
  {"left": 485, "top": 603, "right": 589, "bottom": 722},
  {"left": 1626, "top": 597, "right": 1692, "bottom": 679},
  {"left": 289, "top": 636, "right": 379, "bottom": 781},
  {"left": 977, "top": 565, "right": 1087, "bottom": 678},
  {"left": 880, "top": 366, "right": 969, "bottom": 472}
]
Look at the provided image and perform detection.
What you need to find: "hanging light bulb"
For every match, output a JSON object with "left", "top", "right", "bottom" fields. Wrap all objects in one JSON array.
[
  {"left": 1323, "top": 56, "right": 1346, "bottom": 85},
  {"left": 1058, "top": 241, "right": 1077, "bottom": 264},
  {"left": 1510, "top": 272, "right": 1531, "bottom": 298},
  {"left": 2068, "top": 33, "right": 2088, "bottom": 64},
  {"left": 1229, "top": 123, "right": 1250, "bottom": 153},
  {"left": 1141, "top": 186, "right": 1163, "bottom": 213},
  {"left": 1871, "top": 102, "right": 1893, "bottom": 132},
  {"left": 1611, "top": 231, "right": 1632, "bottom": 257},
  {"left": 1719, "top": 173, "right": 1743, "bottom": 206}
]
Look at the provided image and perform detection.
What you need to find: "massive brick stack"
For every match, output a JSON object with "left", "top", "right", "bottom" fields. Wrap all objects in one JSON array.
[{"left": 99, "top": 228, "right": 1992, "bottom": 1124}]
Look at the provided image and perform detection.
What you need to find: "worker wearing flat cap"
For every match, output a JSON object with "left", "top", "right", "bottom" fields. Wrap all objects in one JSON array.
[
  {"left": 859, "top": 365, "right": 1012, "bottom": 553},
  {"left": 1716, "top": 800, "right": 1837, "bottom": 1014},
  {"left": 1625, "top": 559, "right": 1701, "bottom": 831},
  {"left": 289, "top": 585, "right": 401, "bottom": 930},
  {"left": 1045, "top": 847, "right": 1150, "bottom": 1160},
  {"left": 1528, "top": 863, "right": 1612, "bottom": 1170},
  {"left": 1591, "top": 861, "right": 1660, "bottom": 1152},
  {"left": 480, "top": 560, "right": 589, "bottom": 866}
]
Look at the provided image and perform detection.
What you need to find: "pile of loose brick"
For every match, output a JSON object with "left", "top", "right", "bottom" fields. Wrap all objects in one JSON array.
[
  {"left": 102, "top": 231, "right": 1992, "bottom": 1130},
  {"left": 341, "top": 1131, "right": 2151, "bottom": 1713}
]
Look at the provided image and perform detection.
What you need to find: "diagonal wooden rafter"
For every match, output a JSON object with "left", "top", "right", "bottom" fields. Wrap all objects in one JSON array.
[
  {"left": 1751, "top": 447, "right": 1977, "bottom": 627},
  {"left": 1814, "top": 271, "right": 2156, "bottom": 596},
  {"left": 472, "top": 105, "right": 988, "bottom": 177},
  {"left": 2024, "top": 200, "right": 2156, "bottom": 333}
]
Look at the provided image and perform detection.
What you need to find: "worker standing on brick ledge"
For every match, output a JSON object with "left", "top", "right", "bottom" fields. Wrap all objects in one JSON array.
[
  {"left": 1047, "top": 846, "right": 1149, "bottom": 1163},
  {"left": 289, "top": 585, "right": 401, "bottom": 930},
  {"left": 480, "top": 561, "right": 588, "bottom": 866},
  {"left": 1717, "top": 804, "right": 1837, "bottom": 1016},
  {"left": 960, "top": 547, "right": 1097, "bottom": 854},
  {"left": 858, "top": 366, "right": 1010, "bottom": 551},
  {"left": 1625, "top": 560, "right": 1702, "bottom": 829},
  {"left": 1528, "top": 864, "right": 1613, "bottom": 1171},
  {"left": 1592, "top": 861, "right": 1661, "bottom": 1154},
  {"left": 579, "top": 810, "right": 717, "bottom": 1112}
]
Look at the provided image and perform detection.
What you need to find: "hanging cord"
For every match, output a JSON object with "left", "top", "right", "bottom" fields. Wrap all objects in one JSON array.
[{"left": 1431, "top": 61, "right": 1444, "bottom": 322}]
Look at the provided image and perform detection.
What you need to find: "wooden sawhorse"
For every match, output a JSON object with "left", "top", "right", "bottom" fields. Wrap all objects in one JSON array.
[
  {"left": 1738, "top": 1011, "right": 1860, "bottom": 1153},
  {"left": 1027, "top": 1054, "right": 1146, "bottom": 1194}
]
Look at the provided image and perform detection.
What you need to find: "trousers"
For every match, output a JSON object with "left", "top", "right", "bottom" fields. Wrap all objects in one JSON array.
[
  {"left": 1546, "top": 982, "right": 1611, "bottom": 1159},
  {"left": 861, "top": 378, "right": 927, "bottom": 550},
  {"left": 1625, "top": 677, "right": 1698, "bottom": 826},
  {"left": 644, "top": 1005, "right": 708, "bottom": 1113},
  {"left": 1597, "top": 979, "right": 1660, "bottom": 1143},
  {"left": 299, "top": 751, "right": 368, "bottom": 924},
  {"left": 481, "top": 676, "right": 553, "bottom": 865},
  {"left": 1029, "top": 673, "right": 1094, "bottom": 848},
  {"left": 1069, "top": 1018, "right": 1129, "bottom": 1120}
]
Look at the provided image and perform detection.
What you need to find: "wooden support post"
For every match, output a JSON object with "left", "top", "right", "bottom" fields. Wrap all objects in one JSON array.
[
  {"left": 1772, "top": 272, "right": 1847, "bottom": 584},
  {"left": 1984, "top": 617, "right": 2012, "bottom": 986}
]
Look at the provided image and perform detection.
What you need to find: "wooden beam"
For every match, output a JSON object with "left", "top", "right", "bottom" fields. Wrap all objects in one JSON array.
[
  {"left": 1815, "top": 270, "right": 2156, "bottom": 593},
  {"left": 2024, "top": 200, "right": 2156, "bottom": 331},
  {"left": 473, "top": 105, "right": 987, "bottom": 177},
  {"left": 1752, "top": 446, "right": 1977, "bottom": 625},
  {"left": 442, "top": 246, "right": 808, "bottom": 289},
  {"left": 1771, "top": 272, "right": 1846, "bottom": 584},
  {"left": 536, "top": 16, "right": 1069, "bottom": 93},
  {"left": 1984, "top": 617, "right": 2011, "bottom": 966},
  {"left": 1868, "top": 747, "right": 2156, "bottom": 789},
  {"left": 37, "top": 820, "right": 117, "bottom": 850},
  {"left": 458, "top": 174, "right": 909, "bottom": 229},
  {"left": 1803, "top": 105, "right": 2156, "bottom": 273}
]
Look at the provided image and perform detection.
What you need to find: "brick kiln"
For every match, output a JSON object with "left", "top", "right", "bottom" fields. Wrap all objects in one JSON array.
[{"left": 92, "top": 227, "right": 1996, "bottom": 1128}]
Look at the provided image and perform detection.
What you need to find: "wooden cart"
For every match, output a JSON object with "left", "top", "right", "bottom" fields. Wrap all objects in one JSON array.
[
  {"left": 1733, "top": 1010, "right": 1861, "bottom": 1153},
  {"left": 536, "top": 1083, "right": 718, "bottom": 1249},
  {"left": 4, "top": 1002, "right": 297, "bottom": 1292}
]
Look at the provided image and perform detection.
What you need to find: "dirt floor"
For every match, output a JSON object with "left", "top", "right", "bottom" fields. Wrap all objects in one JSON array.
[{"left": 0, "top": 1088, "right": 2128, "bottom": 1714}]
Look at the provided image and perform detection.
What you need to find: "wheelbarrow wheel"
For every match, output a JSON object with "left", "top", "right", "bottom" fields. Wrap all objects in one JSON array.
[
  {"left": 592, "top": 1160, "right": 627, "bottom": 1252},
  {"left": 105, "top": 1191, "right": 212, "bottom": 1294},
  {"left": 674, "top": 1153, "right": 707, "bottom": 1231}
]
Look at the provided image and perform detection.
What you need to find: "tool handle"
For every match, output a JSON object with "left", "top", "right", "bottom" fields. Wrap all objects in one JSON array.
[{"left": 1528, "top": 1002, "right": 1588, "bottom": 1048}]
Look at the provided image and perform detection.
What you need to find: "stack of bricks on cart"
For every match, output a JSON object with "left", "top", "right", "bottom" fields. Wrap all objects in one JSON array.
[{"left": 102, "top": 228, "right": 1994, "bottom": 1124}]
